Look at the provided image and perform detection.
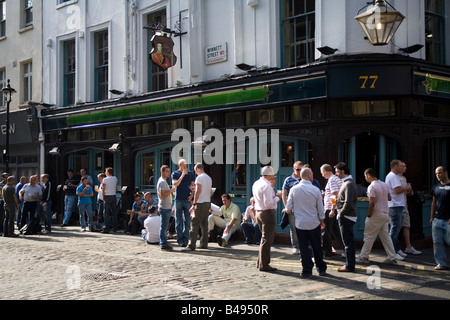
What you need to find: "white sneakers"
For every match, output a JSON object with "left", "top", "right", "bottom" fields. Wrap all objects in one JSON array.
[{"left": 405, "top": 247, "right": 422, "bottom": 255}]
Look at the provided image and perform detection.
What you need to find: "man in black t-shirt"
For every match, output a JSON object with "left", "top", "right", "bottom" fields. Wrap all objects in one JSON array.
[
  {"left": 61, "top": 169, "right": 80, "bottom": 227},
  {"left": 430, "top": 166, "right": 450, "bottom": 270}
]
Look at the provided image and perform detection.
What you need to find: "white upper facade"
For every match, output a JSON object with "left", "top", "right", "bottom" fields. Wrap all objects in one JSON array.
[{"left": 40, "top": 0, "right": 449, "bottom": 108}]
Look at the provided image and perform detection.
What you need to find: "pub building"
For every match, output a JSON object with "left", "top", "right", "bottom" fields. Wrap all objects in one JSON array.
[{"left": 40, "top": 0, "right": 450, "bottom": 242}]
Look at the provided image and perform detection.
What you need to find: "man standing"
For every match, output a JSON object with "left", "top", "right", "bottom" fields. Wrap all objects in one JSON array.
[
  {"left": 157, "top": 165, "right": 175, "bottom": 251},
  {"left": 332, "top": 162, "right": 357, "bottom": 272},
  {"left": 61, "top": 169, "right": 80, "bottom": 227},
  {"left": 40, "top": 174, "right": 55, "bottom": 234},
  {"left": 430, "top": 166, "right": 450, "bottom": 270},
  {"left": 19, "top": 175, "right": 42, "bottom": 229},
  {"left": 0, "top": 172, "right": 8, "bottom": 235},
  {"left": 208, "top": 194, "right": 241, "bottom": 247},
  {"left": 385, "top": 160, "right": 412, "bottom": 257},
  {"left": 171, "top": 159, "right": 195, "bottom": 247},
  {"left": 398, "top": 161, "right": 422, "bottom": 255},
  {"left": 320, "top": 163, "right": 344, "bottom": 257},
  {"left": 252, "top": 166, "right": 282, "bottom": 272},
  {"left": 2, "top": 176, "right": 19, "bottom": 237},
  {"left": 356, "top": 168, "right": 402, "bottom": 265},
  {"left": 77, "top": 176, "right": 94, "bottom": 232},
  {"left": 282, "top": 161, "right": 303, "bottom": 255},
  {"left": 15, "top": 176, "right": 27, "bottom": 228},
  {"left": 183, "top": 163, "right": 212, "bottom": 251},
  {"left": 96, "top": 172, "right": 106, "bottom": 224},
  {"left": 102, "top": 167, "right": 118, "bottom": 233},
  {"left": 286, "top": 168, "right": 327, "bottom": 277}
]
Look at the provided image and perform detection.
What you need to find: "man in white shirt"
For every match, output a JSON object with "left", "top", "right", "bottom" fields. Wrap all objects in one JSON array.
[
  {"left": 385, "top": 160, "right": 412, "bottom": 256},
  {"left": 252, "top": 166, "right": 282, "bottom": 272},
  {"left": 102, "top": 167, "right": 118, "bottom": 233},
  {"left": 142, "top": 206, "right": 161, "bottom": 244},
  {"left": 182, "top": 163, "right": 212, "bottom": 251},
  {"left": 286, "top": 168, "right": 326, "bottom": 277}
]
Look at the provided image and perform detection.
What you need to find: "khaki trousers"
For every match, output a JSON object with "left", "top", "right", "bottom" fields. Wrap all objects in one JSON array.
[
  {"left": 359, "top": 211, "right": 397, "bottom": 260},
  {"left": 256, "top": 209, "right": 276, "bottom": 270},
  {"left": 188, "top": 202, "right": 210, "bottom": 250}
]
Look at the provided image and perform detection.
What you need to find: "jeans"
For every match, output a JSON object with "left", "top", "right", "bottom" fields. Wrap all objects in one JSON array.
[
  {"left": 159, "top": 208, "right": 172, "bottom": 247},
  {"left": 97, "top": 199, "right": 104, "bottom": 224},
  {"left": 388, "top": 206, "right": 404, "bottom": 252},
  {"left": 78, "top": 204, "right": 93, "bottom": 230},
  {"left": 63, "top": 195, "right": 78, "bottom": 225},
  {"left": 20, "top": 201, "right": 38, "bottom": 229},
  {"left": 288, "top": 212, "right": 299, "bottom": 250},
  {"left": 338, "top": 217, "right": 356, "bottom": 271},
  {"left": 43, "top": 200, "right": 53, "bottom": 231},
  {"left": 103, "top": 195, "right": 118, "bottom": 232},
  {"left": 241, "top": 221, "right": 262, "bottom": 244},
  {"left": 175, "top": 200, "right": 191, "bottom": 245},
  {"left": 432, "top": 218, "right": 450, "bottom": 267},
  {"left": 296, "top": 226, "right": 327, "bottom": 275}
]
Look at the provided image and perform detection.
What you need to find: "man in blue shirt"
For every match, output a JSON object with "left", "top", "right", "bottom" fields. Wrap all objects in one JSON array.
[
  {"left": 286, "top": 168, "right": 326, "bottom": 277},
  {"left": 171, "top": 159, "right": 195, "bottom": 247},
  {"left": 77, "top": 176, "right": 94, "bottom": 232},
  {"left": 282, "top": 161, "right": 303, "bottom": 255}
]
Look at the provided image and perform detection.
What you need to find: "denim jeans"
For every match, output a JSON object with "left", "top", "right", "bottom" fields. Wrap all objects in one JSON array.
[
  {"left": 78, "top": 204, "right": 93, "bottom": 230},
  {"left": 241, "top": 221, "right": 262, "bottom": 244},
  {"left": 20, "top": 201, "right": 38, "bottom": 229},
  {"left": 97, "top": 199, "right": 104, "bottom": 224},
  {"left": 159, "top": 208, "right": 172, "bottom": 247},
  {"left": 338, "top": 217, "right": 356, "bottom": 271},
  {"left": 432, "top": 218, "right": 450, "bottom": 267},
  {"left": 175, "top": 200, "right": 191, "bottom": 245},
  {"left": 103, "top": 195, "right": 118, "bottom": 232},
  {"left": 43, "top": 200, "right": 53, "bottom": 231},
  {"left": 288, "top": 212, "right": 299, "bottom": 250},
  {"left": 63, "top": 195, "right": 78, "bottom": 225},
  {"left": 388, "top": 206, "right": 404, "bottom": 252},
  {"left": 296, "top": 226, "right": 327, "bottom": 275}
]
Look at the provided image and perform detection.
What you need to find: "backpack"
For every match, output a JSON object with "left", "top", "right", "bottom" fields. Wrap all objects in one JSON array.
[
  {"left": 20, "top": 217, "right": 42, "bottom": 235},
  {"left": 90, "top": 222, "right": 103, "bottom": 232}
]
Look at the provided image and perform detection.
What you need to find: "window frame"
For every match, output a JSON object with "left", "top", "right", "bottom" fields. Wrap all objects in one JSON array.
[{"left": 280, "top": 0, "right": 316, "bottom": 68}]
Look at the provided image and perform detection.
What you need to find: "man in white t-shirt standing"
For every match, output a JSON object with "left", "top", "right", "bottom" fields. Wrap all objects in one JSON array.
[
  {"left": 182, "top": 163, "right": 212, "bottom": 252},
  {"left": 102, "top": 167, "right": 118, "bottom": 233},
  {"left": 384, "top": 160, "right": 412, "bottom": 257}
]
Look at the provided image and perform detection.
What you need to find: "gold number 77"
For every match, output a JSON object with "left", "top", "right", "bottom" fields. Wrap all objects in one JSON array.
[{"left": 360, "top": 76, "right": 379, "bottom": 89}]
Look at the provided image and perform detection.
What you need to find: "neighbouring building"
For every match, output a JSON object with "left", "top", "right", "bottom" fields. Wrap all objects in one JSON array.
[{"left": 0, "top": 0, "right": 43, "bottom": 178}]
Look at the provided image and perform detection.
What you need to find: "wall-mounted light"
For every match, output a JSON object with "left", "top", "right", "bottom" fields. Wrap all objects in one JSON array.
[
  {"left": 49, "top": 147, "right": 61, "bottom": 156},
  {"left": 355, "top": 0, "right": 405, "bottom": 46},
  {"left": 109, "top": 143, "right": 121, "bottom": 153},
  {"left": 317, "top": 46, "right": 338, "bottom": 55}
]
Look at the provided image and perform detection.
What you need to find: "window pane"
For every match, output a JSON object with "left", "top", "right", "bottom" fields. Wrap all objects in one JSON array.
[{"left": 141, "top": 152, "right": 155, "bottom": 189}]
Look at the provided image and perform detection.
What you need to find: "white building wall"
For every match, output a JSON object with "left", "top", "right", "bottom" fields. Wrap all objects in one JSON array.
[
  {"left": 0, "top": 0, "right": 43, "bottom": 111},
  {"left": 316, "top": 0, "right": 426, "bottom": 60},
  {"left": 42, "top": 0, "right": 443, "bottom": 108}
]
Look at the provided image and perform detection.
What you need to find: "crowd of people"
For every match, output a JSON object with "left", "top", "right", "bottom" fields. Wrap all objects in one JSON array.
[{"left": 0, "top": 159, "right": 449, "bottom": 275}]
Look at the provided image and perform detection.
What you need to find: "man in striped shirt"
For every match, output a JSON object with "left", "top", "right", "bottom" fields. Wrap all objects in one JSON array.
[{"left": 320, "top": 164, "right": 344, "bottom": 257}]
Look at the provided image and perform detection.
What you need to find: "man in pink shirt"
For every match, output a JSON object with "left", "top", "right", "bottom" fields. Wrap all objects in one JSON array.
[{"left": 356, "top": 168, "right": 403, "bottom": 265}]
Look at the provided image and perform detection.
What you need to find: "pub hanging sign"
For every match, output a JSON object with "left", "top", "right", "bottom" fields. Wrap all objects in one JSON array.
[{"left": 150, "top": 33, "right": 177, "bottom": 70}]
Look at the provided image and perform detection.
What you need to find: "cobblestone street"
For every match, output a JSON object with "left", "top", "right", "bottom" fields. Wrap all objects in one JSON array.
[{"left": 0, "top": 226, "right": 449, "bottom": 304}]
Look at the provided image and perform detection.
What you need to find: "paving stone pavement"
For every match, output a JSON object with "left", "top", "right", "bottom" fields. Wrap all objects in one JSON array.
[{"left": 0, "top": 226, "right": 449, "bottom": 302}]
